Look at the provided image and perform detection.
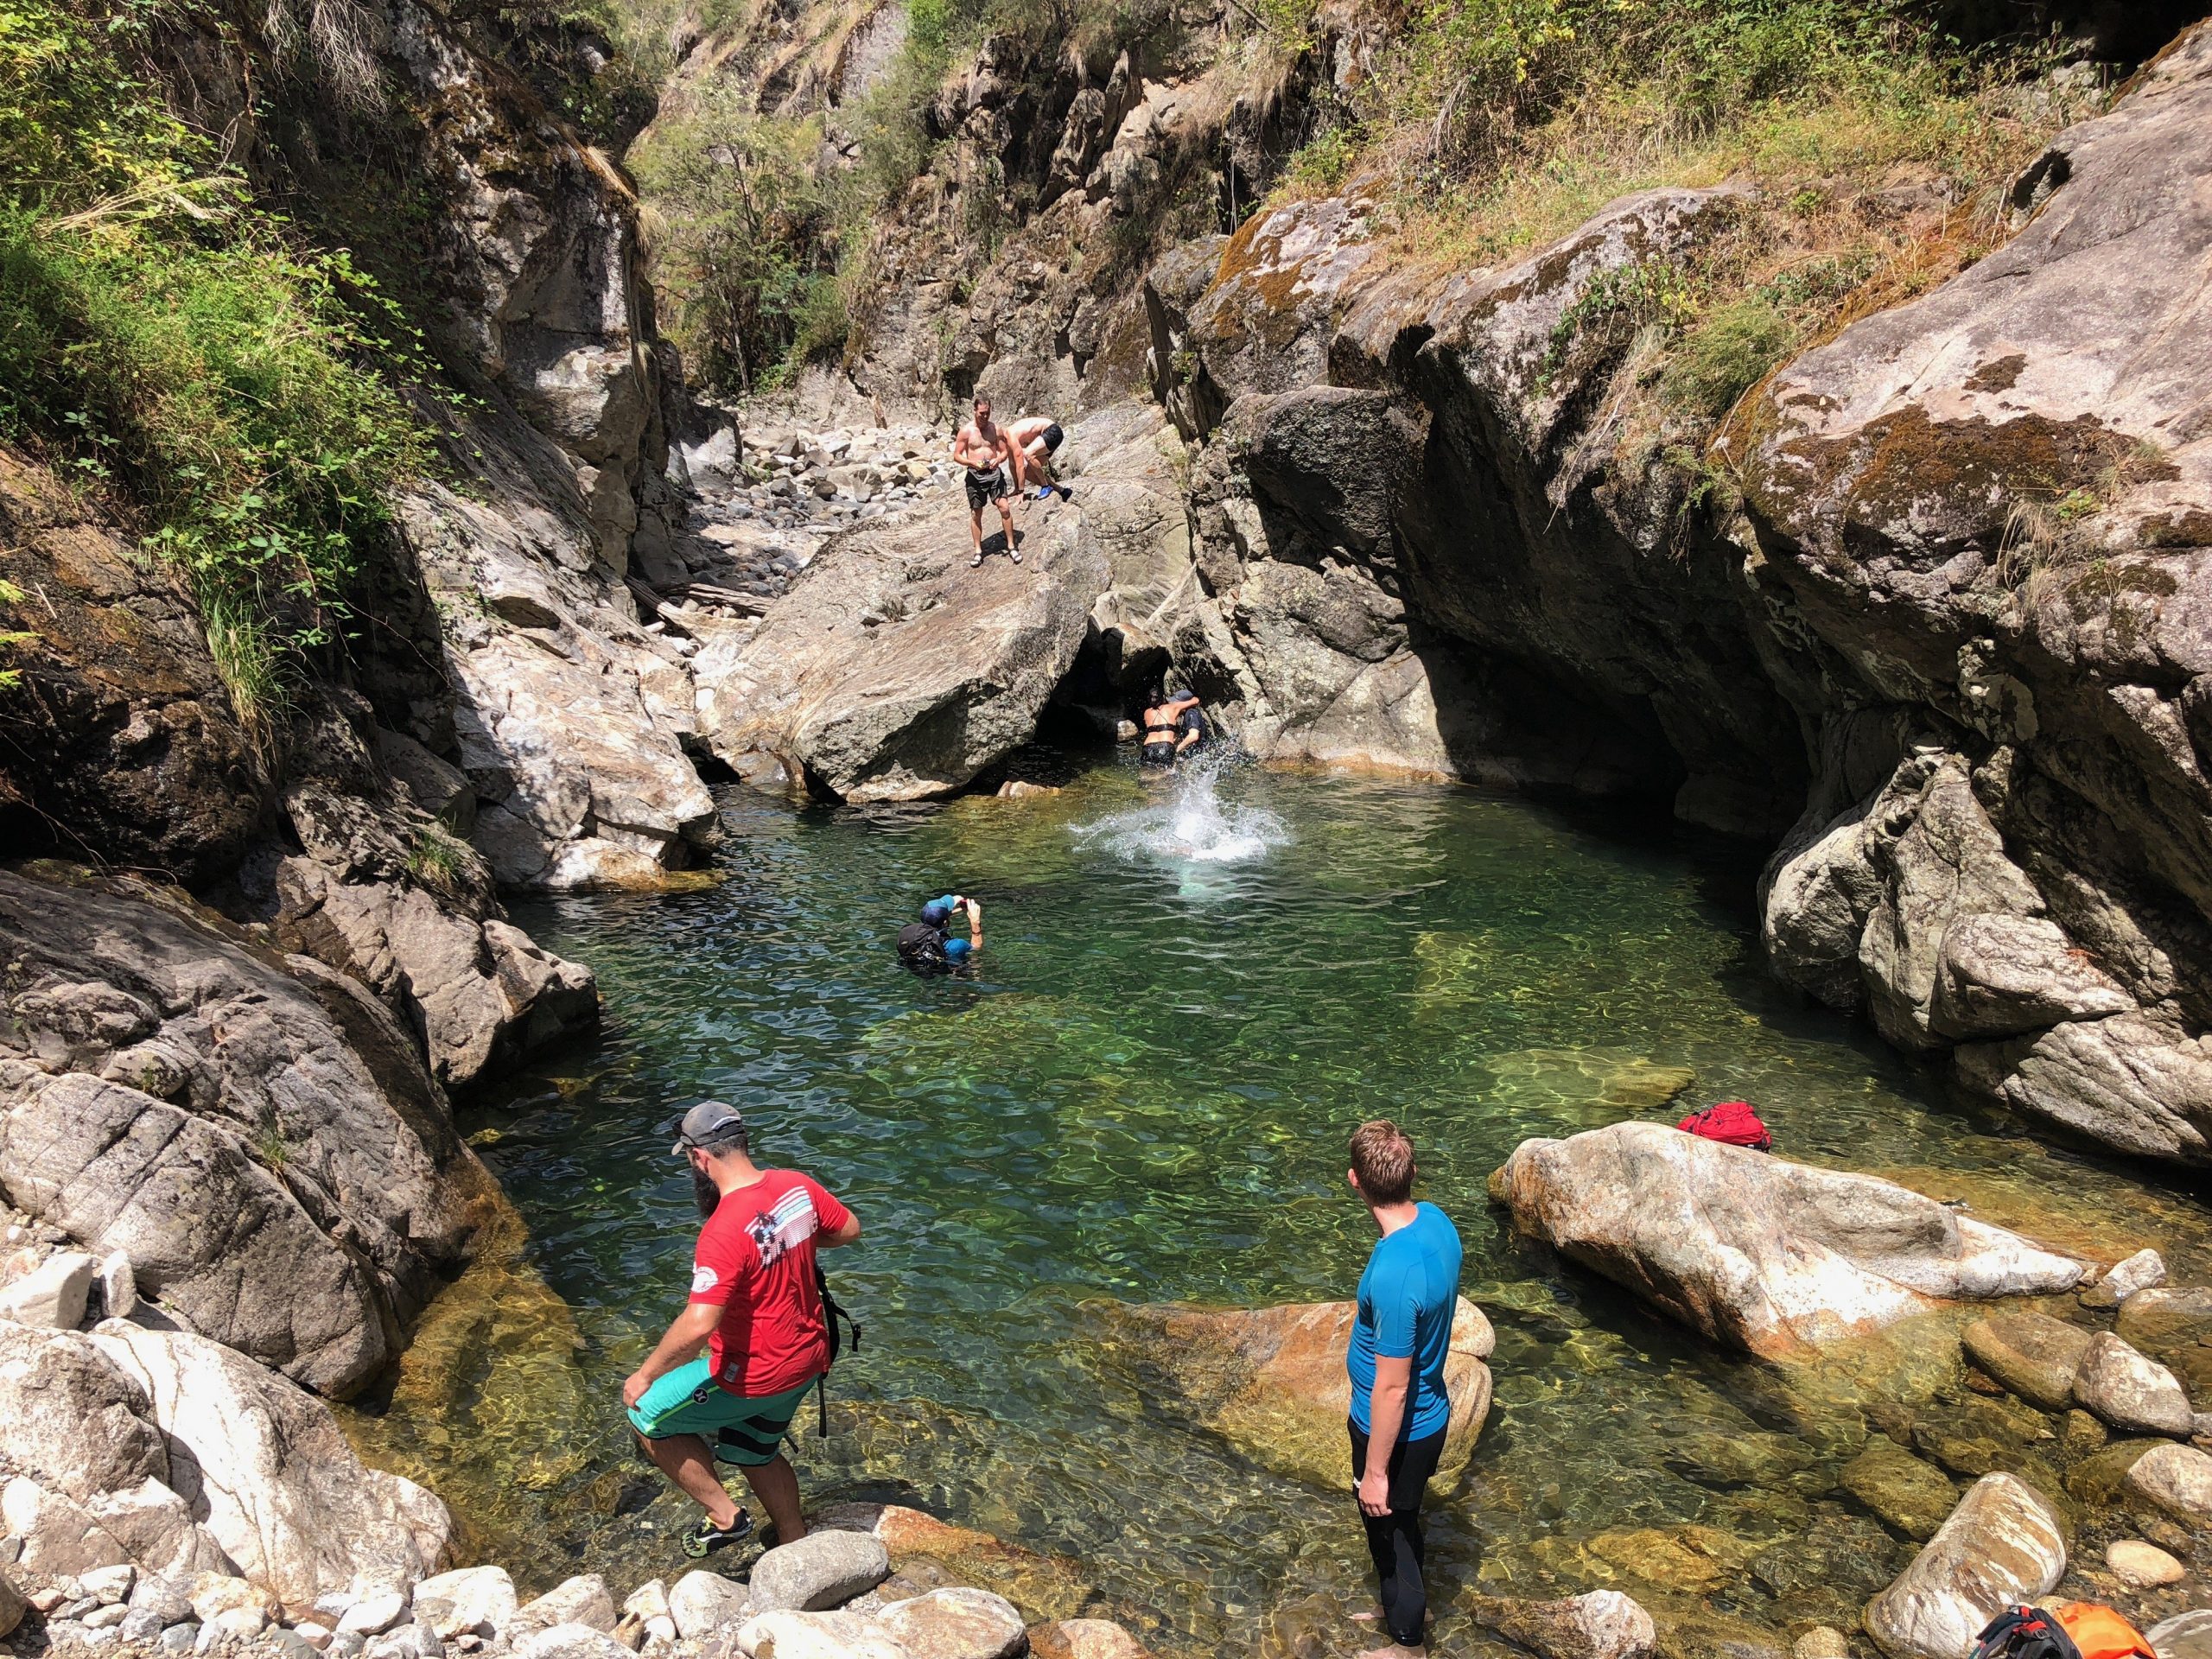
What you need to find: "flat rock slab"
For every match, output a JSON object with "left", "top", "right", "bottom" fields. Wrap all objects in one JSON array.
[
  {"left": 1494, "top": 1122, "right": 2085, "bottom": 1357},
  {"left": 1025, "top": 1618, "right": 1150, "bottom": 1659},
  {"left": 1863, "top": 1474, "right": 2067, "bottom": 1659},
  {"left": 1127, "top": 1295, "right": 1493, "bottom": 1489},
  {"left": 1964, "top": 1311, "right": 2091, "bottom": 1410},
  {"left": 749, "top": 1530, "right": 891, "bottom": 1613},
  {"left": 1464, "top": 1589, "right": 1657, "bottom": 1659},
  {"left": 693, "top": 493, "right": 1108, "bottom": 802}
]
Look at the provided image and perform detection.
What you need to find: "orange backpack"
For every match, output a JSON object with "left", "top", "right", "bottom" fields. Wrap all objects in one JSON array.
[{"left": 2054, "top": 1603, "right": 2158, "bottom": 1659}]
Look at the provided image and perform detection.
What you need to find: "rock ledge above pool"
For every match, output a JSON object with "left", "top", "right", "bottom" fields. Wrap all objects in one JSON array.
[{"left": 1493, "top": 1122, "right": 2089, "bottom": 1357}]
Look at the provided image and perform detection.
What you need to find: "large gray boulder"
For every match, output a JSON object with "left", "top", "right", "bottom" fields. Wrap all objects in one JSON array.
[
  {"left": 1494, "top": 1122, "right": 2086, "bottom": 1357},
  {"left": 747, "top": 1531, "right": 890, "bottom": 1614},
  {"left": 87, "top": 1322, "right": 450, "bottom": 1613},
  {"left": 268, "top": 856, "right": 597, "bottom": 1090},
  {"left": 694, "top": 491, "right": 1108, "bottom": 802},
  {"left": 0, "top": 868, "right": 483, "bottom": 1396},
  {"left": 2074, "top": 1331, "right": 2196, "bottom": 1437},
  {"left": 1744, "top": 23, "right": 2212, "bottom": 1165},
  {"left": 1863, "top": 1475, "right": 2067, "bottom": 1659}
]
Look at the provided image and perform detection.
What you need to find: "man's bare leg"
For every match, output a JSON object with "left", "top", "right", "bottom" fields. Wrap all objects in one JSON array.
[
  {"left": 969, "top": 505, "right": 986, "bottom": 566},
  {"left": 997, "top": 499, "right": 1020, "bottom": 563},
  {"left": 740, "top": 1453, "right": 807, "bottom": 1544},
  {"left": 636, "top": 1430, "right": 740, "bottom": 1529}
]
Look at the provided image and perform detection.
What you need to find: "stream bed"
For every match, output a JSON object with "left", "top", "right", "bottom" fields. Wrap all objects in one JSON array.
[{"left": 346, "top": 760, "right": 2212, "bottom": 1653}]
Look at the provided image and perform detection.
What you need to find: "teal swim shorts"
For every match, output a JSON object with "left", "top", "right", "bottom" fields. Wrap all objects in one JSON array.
[{"left": 626, "top": 1360, "right": 816, "bottom": 1466}]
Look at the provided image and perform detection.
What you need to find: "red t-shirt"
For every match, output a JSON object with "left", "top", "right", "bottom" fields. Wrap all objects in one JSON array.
[{"left": 689, "top": 1169, "right": 852, "bottom": 1396}]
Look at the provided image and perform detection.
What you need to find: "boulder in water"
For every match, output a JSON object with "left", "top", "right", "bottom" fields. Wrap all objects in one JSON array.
[
  {"left": 1464, "top": 1589, "right": 1656, "bottom": 1659},
  {"left": 2123, "top": 1442, "right": 2212, "bottom": 1526},
  {"left": 1840, "top": 1441, "right": 1959, "bottom": 1542},
  {"left": 748, "top": 1531, "right": 890, "bottom": 1614},
  {"left": 2083, "top": 1248, "right": 2167, "bottom": 1309},
  {"left": 1862, "top": 1474, "right": 2067, "bottom": 1659},
  {"left": 1132, "top": 1295, "right": 1494, "bottom": 1488},
  {"left": 1493, "top": 1122, "right": 2086, "bottom": 1357},
  {"left": 1025, "top": 1619, "right": 1150, "bottom": 1659},
  {"left": 1962, "top": 1310, "right": 2091, "bottom": 1409},
  {"left": 2075, "top": 1331, "right": 2196, "bottom": 1437}
]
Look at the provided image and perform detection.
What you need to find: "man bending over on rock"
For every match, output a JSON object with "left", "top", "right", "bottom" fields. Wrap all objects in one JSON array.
[
  {"left": 1005, "top": 414, "right": 1076, "bottom": 503},
  {"left": 954, "top": 392, "right": 1024, "bottom": 568},
  {"left": 1345, "top": 1119, "right": 1462, "bottom": 1659},
  {"left": 625, "top": 1100, "right": 861, "bottom": 1560}
]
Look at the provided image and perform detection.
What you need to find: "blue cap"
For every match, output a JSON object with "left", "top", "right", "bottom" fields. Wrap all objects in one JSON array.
[{"left": 922, "top": 893, "right": 957, "bottom": 925}]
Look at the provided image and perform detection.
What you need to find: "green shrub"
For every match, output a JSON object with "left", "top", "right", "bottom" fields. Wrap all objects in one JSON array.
[
  {"left": 0, "top": 0, "right": 425, "bottom": 734},
  {"left": 1661, "top": 293, "right": 1798, "bottom": 417}
]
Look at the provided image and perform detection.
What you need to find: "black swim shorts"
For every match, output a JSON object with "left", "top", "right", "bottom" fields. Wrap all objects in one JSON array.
[{"left": 966, "top": 466, "right": 1010, "bottom": 512}]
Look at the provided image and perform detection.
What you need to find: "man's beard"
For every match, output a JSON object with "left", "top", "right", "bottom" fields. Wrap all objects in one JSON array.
[{"left": 692, "top": 1166, "right": 722, "bottom": 1218}]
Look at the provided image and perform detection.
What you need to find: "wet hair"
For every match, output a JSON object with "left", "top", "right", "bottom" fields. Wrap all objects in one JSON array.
[
  {"left": 1350, "top": 1119, "right": 1416, "bottom": 1205},
  {"left": 973, "top": 393, "right": 990, "bottom": 412}
]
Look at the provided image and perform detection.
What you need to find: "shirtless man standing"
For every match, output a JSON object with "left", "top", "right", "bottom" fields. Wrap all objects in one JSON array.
[
  {"left": 953, "top": 393, "right": 1025, "bottom": 568},
  {"left": 1005, "top": 415, "right": 1076, "bottom": 503}
]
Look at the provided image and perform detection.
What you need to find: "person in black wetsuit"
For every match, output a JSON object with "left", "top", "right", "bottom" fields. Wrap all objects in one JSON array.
[
  {"left": 1166, "top": 687, "right": 1210, "bottom": 759},
  {"left": 896, "top": 893, "right": 982, "bottom": 971}
]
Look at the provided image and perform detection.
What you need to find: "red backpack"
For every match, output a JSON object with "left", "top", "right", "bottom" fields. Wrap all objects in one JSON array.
[{"left": 1676, "top": 1100, "right": 1772, "bottom": 1152}]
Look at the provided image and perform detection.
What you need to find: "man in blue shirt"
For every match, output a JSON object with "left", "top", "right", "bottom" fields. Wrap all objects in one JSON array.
[{"left": 1345, "top": 1118, "right": 1463, "bottom": 1658}]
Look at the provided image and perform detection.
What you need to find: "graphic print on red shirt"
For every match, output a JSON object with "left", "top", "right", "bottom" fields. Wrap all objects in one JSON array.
[{"left": 688, "top": 1169, "right": 851, "bottom": 1396}]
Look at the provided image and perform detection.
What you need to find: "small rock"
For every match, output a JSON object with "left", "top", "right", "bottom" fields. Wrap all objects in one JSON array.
[
  {"left": 129, "top": 1576, "right": 194, "bottom": 1626},
  {"left": 118, "top": 1607, "right": 165, "bottom": 1644},
  {"left": 2125, "top": 1441, "right": 2212, "bottom": 1525},
  {"left": 339, "top": 1593, "right": 410, "bottom": 1637},
  {"left": 748, "top": 1532, "right": 891, "bottom": 1614},
  {"left": 620, "top": 1583, "right": 668, "bottom": 1624},
  {"left": 296, "top": 1623, "right": 336, "bottom": 1652},
  {"left": 0, "top": 1249, "right": 94, "bottom": 1327},
  {"left": 1464, "top": 1589, "right": 1657, "bottom": 1658},
  {"left": 643, "top": 1613, "right": 677, "bottom": 1646},
  {"left": 2107, "top": 1539, "right": 2185, "bottom": 1587},
  {"left": 667, "top": 1571, "right": 750, "bottom": 1640},
  {"left": 2062, "top": 1409, "right": 2109, "bottom": 1454},
  {"left": 735, "top": 1609, "right": 901, "bottom": 1659},
  {"left": 157, "top": 1623, "right": 199, "bottom": 1653},
  {"left": 95, "top": 1251, "right": 137, "bottom": 1320},
  {"left": 2084, "top": 1249, "right": 2167, "bottom": 1309},
  {"left": 1025, "top": 1618, "right": 1150, "bottom": 1659},
  {"left": 268, "top": 1630, "right": 320, "bottom": 1659},
  {"left": 81, "top": 1564, "right": 134, "bottom": 1605},
  {"left": 411, "top": 1567, "right": 516, "bottom": 1641},
  {"left": 872, "top": 1586, "right": 1027, "bottom": 1659},
  {"left": 83, "top": 1602, "right": 129, "bottom": 1630},
  {"left": 365, "top": 1622, "right": 445, "bottom": 1659},
  {"left": 214, "top": 1605, "right": 270, "bottom": 1639},
  {"left": 511, "top": 1622, "right": 633, "bottom": 1659},
  {"left": 1793, "top": 1630, "right": 1850, "bottom": 1659},
  {"left": 188, "top": 1574, "right": 272, "bottom": 1628},
  {"left": 2076, "top": 1331, "right": 2196, "bottom": 1437},
  {"left": 1962, "top": 1311, "right": 2090, "bottom": 1411},
  {"left": 512, "top": 1578, "right": 617, "bottom": 1638}
]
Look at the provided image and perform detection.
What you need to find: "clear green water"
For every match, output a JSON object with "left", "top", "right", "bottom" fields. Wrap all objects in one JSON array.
[{"left": 367, "top": 760, "right": 2212, "bottom": 1652}]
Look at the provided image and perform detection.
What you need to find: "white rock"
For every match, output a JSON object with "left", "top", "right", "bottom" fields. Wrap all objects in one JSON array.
[
  {"left": 2125, "top": 1441, "right": 2212, "bottom": 1525},
  {"left": 870, "top": 1586, "right": 1027, "bottom": 1659},
  {"left": 188, "top": 1574, "right": 273, "bottom": 1627},
  {"left": 2107, "top": 1539, "right": 2185, "bottom": 1587},
  {"left": 411, "top": 1567, "right": 517, "bottom": 1640},
  {"left": 666, "top": 1571, "right": 749, "bottom": 1640},
  {"left": 735, "top": 1609, "right": 902, "bottom": 1659},
  {"left": 213, "top": 1605, "right": 269, "bottom": 1639},
  {"left": 0, "top": 1249, "right": 95, "bottom": 1327},
  {"left": 339, "top": 1592, "right": 410, "bottom": 1637},
  {"left": 512, "top": 1576, "right": 617, "bottom": 1637},
  {"left": 2075, "top": 1331, "right": 2196, "bottom": 1436},
  {"left": 2084, "top": 1248, "right": 2167, "bottom": 1308},
  {"left": 511, "top": 1622, "right": 632, "bottom": 1659},
  {"left": 620, "top": 1582, "right": 668, "bottom": 1624},
  {"left": 96, "top": 1253, "right": 137, "bottom": 1320},
  {"left": 83, "top": 1602, "right": 130, "bottom": 1629},
  {"left": 81, "top": 1564, "right": 135, "bottom": 1605},
  {"left": 747, "top": 1532, "right": 889, "bottom": 1614},
  {"left": 1863, "top": 1474, "right": 2067, "bottom": 1659},
  {"left": 643, "top": 1613, "right": 677, "bottom": 1645}
]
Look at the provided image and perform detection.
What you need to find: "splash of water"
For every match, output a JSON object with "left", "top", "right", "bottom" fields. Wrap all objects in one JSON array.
[{"left": 1071, "top": 757, "right": 1290, "bottom": 866}]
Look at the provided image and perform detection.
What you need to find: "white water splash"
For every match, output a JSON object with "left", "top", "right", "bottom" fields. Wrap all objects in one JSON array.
[{"left": 1072, "top": 758, "right": 1290, "bottom": 866}]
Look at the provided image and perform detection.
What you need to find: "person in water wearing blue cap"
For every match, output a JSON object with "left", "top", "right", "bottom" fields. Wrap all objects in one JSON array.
[{"left": 896, "top": 893, "right": 982, "bottom": 970}]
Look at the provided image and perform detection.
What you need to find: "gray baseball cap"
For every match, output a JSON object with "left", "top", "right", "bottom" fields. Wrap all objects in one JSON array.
[{"left": 670, "top": 1100, "right": 747, "bottom": 1155}]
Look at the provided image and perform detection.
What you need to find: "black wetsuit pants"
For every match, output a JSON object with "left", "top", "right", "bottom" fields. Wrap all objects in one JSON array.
[{"left": 1348, "top": 1419, "right": 1446, "bottom": 1648}]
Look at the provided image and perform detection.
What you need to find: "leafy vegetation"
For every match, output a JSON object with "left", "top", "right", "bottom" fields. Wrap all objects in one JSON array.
[{"left": 0, "top": 0, "right": 425, "bottom": 737}]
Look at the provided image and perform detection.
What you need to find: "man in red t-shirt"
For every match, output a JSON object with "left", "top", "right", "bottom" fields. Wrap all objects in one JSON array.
[{"left": 624, "top": 1101, "right": 861, "bottom": 1558}]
